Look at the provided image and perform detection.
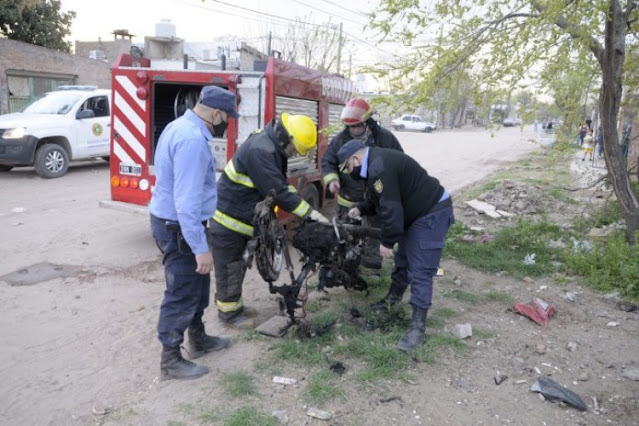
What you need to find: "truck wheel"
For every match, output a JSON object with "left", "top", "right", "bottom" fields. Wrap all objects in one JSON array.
[
  {"left": 0, "top": 165, "right": 13, "bottom": 172},
  {"left": 424, "top": 127, "right": 433, "bottom": 133},
  {"left": 35, "top": 144, "right": 69, "bottom": 178},
  {"left": 395, "top": 125, "right": 405, "bottom": 131}
]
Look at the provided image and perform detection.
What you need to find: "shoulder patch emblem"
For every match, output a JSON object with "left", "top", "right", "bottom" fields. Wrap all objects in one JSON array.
[{"left": 374, "top": 179, "right": 383, "bottom": 194}]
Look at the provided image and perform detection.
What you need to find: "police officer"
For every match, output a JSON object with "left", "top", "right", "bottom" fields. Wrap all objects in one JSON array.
[
  {"left": 338, "top": 140, "right": 455, "bottom": 351},
  {"left": 321, "top": 98, "right": 404, "bottom": 299},
  {"left": 149, "top": 85, "right": 238, "bottom": 380},
  {"left": 211, "top": 113, "right": 329, "bottom": 329}
]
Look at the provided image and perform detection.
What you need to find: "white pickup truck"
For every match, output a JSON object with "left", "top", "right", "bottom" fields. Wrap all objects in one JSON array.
[{"left": 0, "top": 86, "right": 111, "bottom": 178}]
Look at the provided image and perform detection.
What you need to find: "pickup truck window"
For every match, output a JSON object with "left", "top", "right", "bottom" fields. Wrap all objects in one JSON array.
[
  {"left": 22, "top": 93, "right": 82, "bottom": 115},
  {"left": 81, "top": 96, "right": 110, "bottom": 118}
]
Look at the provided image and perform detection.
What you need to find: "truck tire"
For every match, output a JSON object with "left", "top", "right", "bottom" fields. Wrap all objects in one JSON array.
[
  {"left": 0, "top": 165, "right": 13, "bottom": 172},
  {"left": 35, "top": 144, "right": 69, "bottom": 178},
  {"left": 424, "top": 126, "right": 433, "bottom": 133}
]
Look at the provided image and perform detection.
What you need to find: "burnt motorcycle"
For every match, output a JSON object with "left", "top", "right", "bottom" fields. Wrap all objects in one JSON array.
[{"left": 244, "top": 192, "right": 380, "bottom": 324}]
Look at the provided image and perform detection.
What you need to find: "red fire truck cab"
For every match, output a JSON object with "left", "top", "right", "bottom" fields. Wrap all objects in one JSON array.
[{"left": 104, "top": 53, "right": 353, "bottom": 218}]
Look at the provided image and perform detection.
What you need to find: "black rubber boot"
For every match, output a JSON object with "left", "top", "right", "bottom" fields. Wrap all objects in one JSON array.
[
  {"left": 186, "top": 324, "right": 231, "bottom": 359},
  {"left": 370, "top": 280, "right": 407, "bottom": 312},
  {"left": 160, "top": 346, "right": 209, "bottom": 380},
  {"left": 397, "top": 306, "right": 428, "bottom": 351}
]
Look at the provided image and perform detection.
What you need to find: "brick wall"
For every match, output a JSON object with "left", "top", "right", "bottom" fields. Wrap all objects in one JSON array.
[{"left": 0, "top": 39, "right": 111, "bottom": 115}]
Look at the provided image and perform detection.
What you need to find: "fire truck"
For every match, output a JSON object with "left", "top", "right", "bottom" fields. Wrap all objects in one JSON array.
[{"left": 101, "top": 53, "right": 353, "bottom": 219}]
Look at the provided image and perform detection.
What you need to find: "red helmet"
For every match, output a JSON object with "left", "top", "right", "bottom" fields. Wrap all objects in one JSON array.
[{"left": 340, "top": 98, "right": 374, "bottom": 126}]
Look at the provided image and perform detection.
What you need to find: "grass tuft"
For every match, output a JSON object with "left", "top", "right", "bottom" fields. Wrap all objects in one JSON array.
[
  {"left": 223, "top": 406, "right": 278, "bottom": 426},
  {"left": 220, "top": 371, "right": 258, "bottom": 397}
]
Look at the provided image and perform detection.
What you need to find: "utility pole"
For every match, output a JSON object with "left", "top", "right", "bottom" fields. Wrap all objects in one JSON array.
[
  {"left": 268, "top": 31, "right": 272, "bottom": 56},
  {"left": 336, "top": 23, "right": 343, "bottom": 74},
  {"left": 348, "top": 53, "right": 352, "bottom": 79}
]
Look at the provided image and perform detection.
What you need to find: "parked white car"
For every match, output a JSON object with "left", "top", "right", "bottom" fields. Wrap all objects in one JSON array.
[
  {"left": 391, "top": 114, "right": 437, "bottom": 132},
  {"left": 0, "top": 86, "right": 111, "bottom": 178}
]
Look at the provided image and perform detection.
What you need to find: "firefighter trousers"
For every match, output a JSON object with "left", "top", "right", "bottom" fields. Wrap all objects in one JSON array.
[
  {"left": 209, "top": 221, "right": 250, "bottom": 320},
  {"left": 396, "top": 200, "right": 455, "bottom": 310},
  {"left": 150, "top": 215, "right": 210, "bottom": 348}
]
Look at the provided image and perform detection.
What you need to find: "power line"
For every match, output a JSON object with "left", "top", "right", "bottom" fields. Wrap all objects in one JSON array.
[
  {"left": 291, "top": 0, "right": 368, "bottom": 26},
  {"left": 175, "top": 0, "right": 400, "bottom": 60},
  {"left": 317, "top": 0, "right": 369, "bottom": 18}
]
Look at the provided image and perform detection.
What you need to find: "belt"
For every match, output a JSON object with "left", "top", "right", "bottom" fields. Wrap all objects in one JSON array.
[{"left": 428, "top": 196, "right": 452, "bottom": 215}]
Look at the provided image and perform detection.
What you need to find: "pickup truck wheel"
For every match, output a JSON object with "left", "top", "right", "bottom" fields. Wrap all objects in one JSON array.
[
  {"left": 0, "top": 165, "right": 13, "bottom": 172},
  {"left": 395, "top": 125, "right": 405, "bottom": 131},
  {"left": 424, "top": 127, "right": 433, "bottom": 133},
  {"left": 35, "top": 144, "right": 69, "bottom": 178}
]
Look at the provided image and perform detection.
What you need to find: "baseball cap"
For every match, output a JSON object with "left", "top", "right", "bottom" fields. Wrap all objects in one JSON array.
[
  {"left": 198, "top": 85, "right": 240, "bottom": 119},
  {"left": 337, "top": 139, "right": 366, "bottom": 171}
]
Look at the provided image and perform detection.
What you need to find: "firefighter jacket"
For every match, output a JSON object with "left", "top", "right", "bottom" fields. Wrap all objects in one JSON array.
[
  {"left": 357, "top": 147, "right": 445, "bottom": 248},
  {"left": 322, "top": 119, "right": 403, "bottom": 208},
  {"left": 213, "top": 121, "right": 312, "bottom": 237}
]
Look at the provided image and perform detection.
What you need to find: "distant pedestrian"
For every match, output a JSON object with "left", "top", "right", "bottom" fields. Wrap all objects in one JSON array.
[
  {"left": 582, "top": 130, "right": 594, "bottom": 162},
  {"left": 577, "top": 124, "right": 588, "bottom": 146},
  {"left": 597, "top": 126, "right": 604, "bottom": 158},
  {"left": 533, "top": 119, "right": 539, "bottom": 132}
]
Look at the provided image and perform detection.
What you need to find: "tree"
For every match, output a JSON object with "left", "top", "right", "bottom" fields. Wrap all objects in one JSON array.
[
  {"left": 0, "top": 0, "right": 75, "bottom": 53},
  {"left": 265, "top": 17, "right": 347, "bottom": 74},
  {"left": 369, "top": 0, "right": 639, "bottom": 243}
]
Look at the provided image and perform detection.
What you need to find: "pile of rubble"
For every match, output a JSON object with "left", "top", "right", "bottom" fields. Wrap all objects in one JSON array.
[{"left": 466, "top": 179, "right": 555, "bottom": 217}]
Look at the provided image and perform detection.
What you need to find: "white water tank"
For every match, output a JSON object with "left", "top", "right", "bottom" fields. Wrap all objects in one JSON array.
[{"left": 155, "top": 19, "right": 176, "bottom": 38}]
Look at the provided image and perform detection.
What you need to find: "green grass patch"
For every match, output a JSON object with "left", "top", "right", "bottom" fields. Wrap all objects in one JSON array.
[
  {"left": 223, "top": 406, "right": 278, "bottom": 426},
  {"left": 445, "top": 220, "right": 568, "bottom": 278},
  {"left": 413, "top": 333, "right": 469, "bottom": 363},
  {"left": 305, "top": 370, "right": 345, "bottom": 406},
  {"left": 220, "top": 371, "right": 257, "bottom": 397},
  {"left": 443, "top": 289, "right": 481, "bottom": 304},
  {"left": 473, "top": 328, "right": 498, "bottom": 339},
  {"left": 431, "top": 306, "right": 458, "bottom": 319},
  {"left": 483, "top": 291, "right": 513, "bottom": 303},
  {"left": 564, "top": 234, "right": 639, "bottom": 300}
]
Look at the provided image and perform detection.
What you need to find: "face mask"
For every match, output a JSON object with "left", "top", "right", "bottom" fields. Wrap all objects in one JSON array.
[
  {"left": 349, "top": 165, "right": 363, "bottom": 180},
  {"left": 212, "top": 121, "right": 227, "bottom": 137}
]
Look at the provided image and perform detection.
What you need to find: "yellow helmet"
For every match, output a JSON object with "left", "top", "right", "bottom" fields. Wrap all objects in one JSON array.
[{"left": 280, "top": 112, "right": 317, "bottom": 156}]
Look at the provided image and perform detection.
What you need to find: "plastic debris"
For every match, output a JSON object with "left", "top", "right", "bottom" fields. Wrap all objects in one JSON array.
[
  {"left": 523, "top": 253, "right": 536, "bottom": 265},
  {"left": 530, "top": 376, "right": 587, "bottom": 411},
  {"left": 513, "top": 297, "right": 557, "bottom": 326},
  {"left": 272, "top": 376, "right": 297, "bottom": 385}
]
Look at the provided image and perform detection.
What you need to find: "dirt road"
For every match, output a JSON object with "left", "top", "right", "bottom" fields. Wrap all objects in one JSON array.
[{"left": 0, "top": 126, "right": 555, "bottom": 424}]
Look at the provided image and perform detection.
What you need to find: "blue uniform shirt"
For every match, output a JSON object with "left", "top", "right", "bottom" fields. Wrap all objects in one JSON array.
[{"left": 149, "top": 109, "right": 217, "bottom": 254}]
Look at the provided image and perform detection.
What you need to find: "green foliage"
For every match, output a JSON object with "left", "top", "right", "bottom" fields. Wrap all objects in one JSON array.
[
  {"left": 445, "top": 221, "right": 567, "bottom": 277},
  {"left": 446, "top": 217, "right": 639, "bottom": 299},
  {"left": 219, "top": 371, "right": 258, "bottom": 397},
  {"left": 0, "top": 0, "right": 75, "bottom": 52},
  {"left": 305, "top": 370, "right": 345, "bottom": 405},
  {"left": 565, "top": 235, "right": 639, "bottom": 299},
  {"left": 223, "top": 406, "right": 278, "bottom": 426}
]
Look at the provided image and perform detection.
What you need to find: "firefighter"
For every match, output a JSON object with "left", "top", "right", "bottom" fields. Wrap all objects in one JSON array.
[
  {"left": 211, "top": 113, "right": 329, "bottom": 329},
  {"left": 149, "top": 85, "right": 239, "bottom": 380},
  {"left": 338, "top": 140, "right": 455, "bottom": 351},
  {"left": 321, "top": 98, "right": 405, "bottom": 308}
]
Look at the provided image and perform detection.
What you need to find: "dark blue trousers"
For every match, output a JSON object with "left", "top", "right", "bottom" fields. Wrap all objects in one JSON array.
[
  {"left": 150, "top": 215, "right": 210, "bottom": 348},
  {"left": 395, "top": 203, "right": 455, "bottom": 309}
]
